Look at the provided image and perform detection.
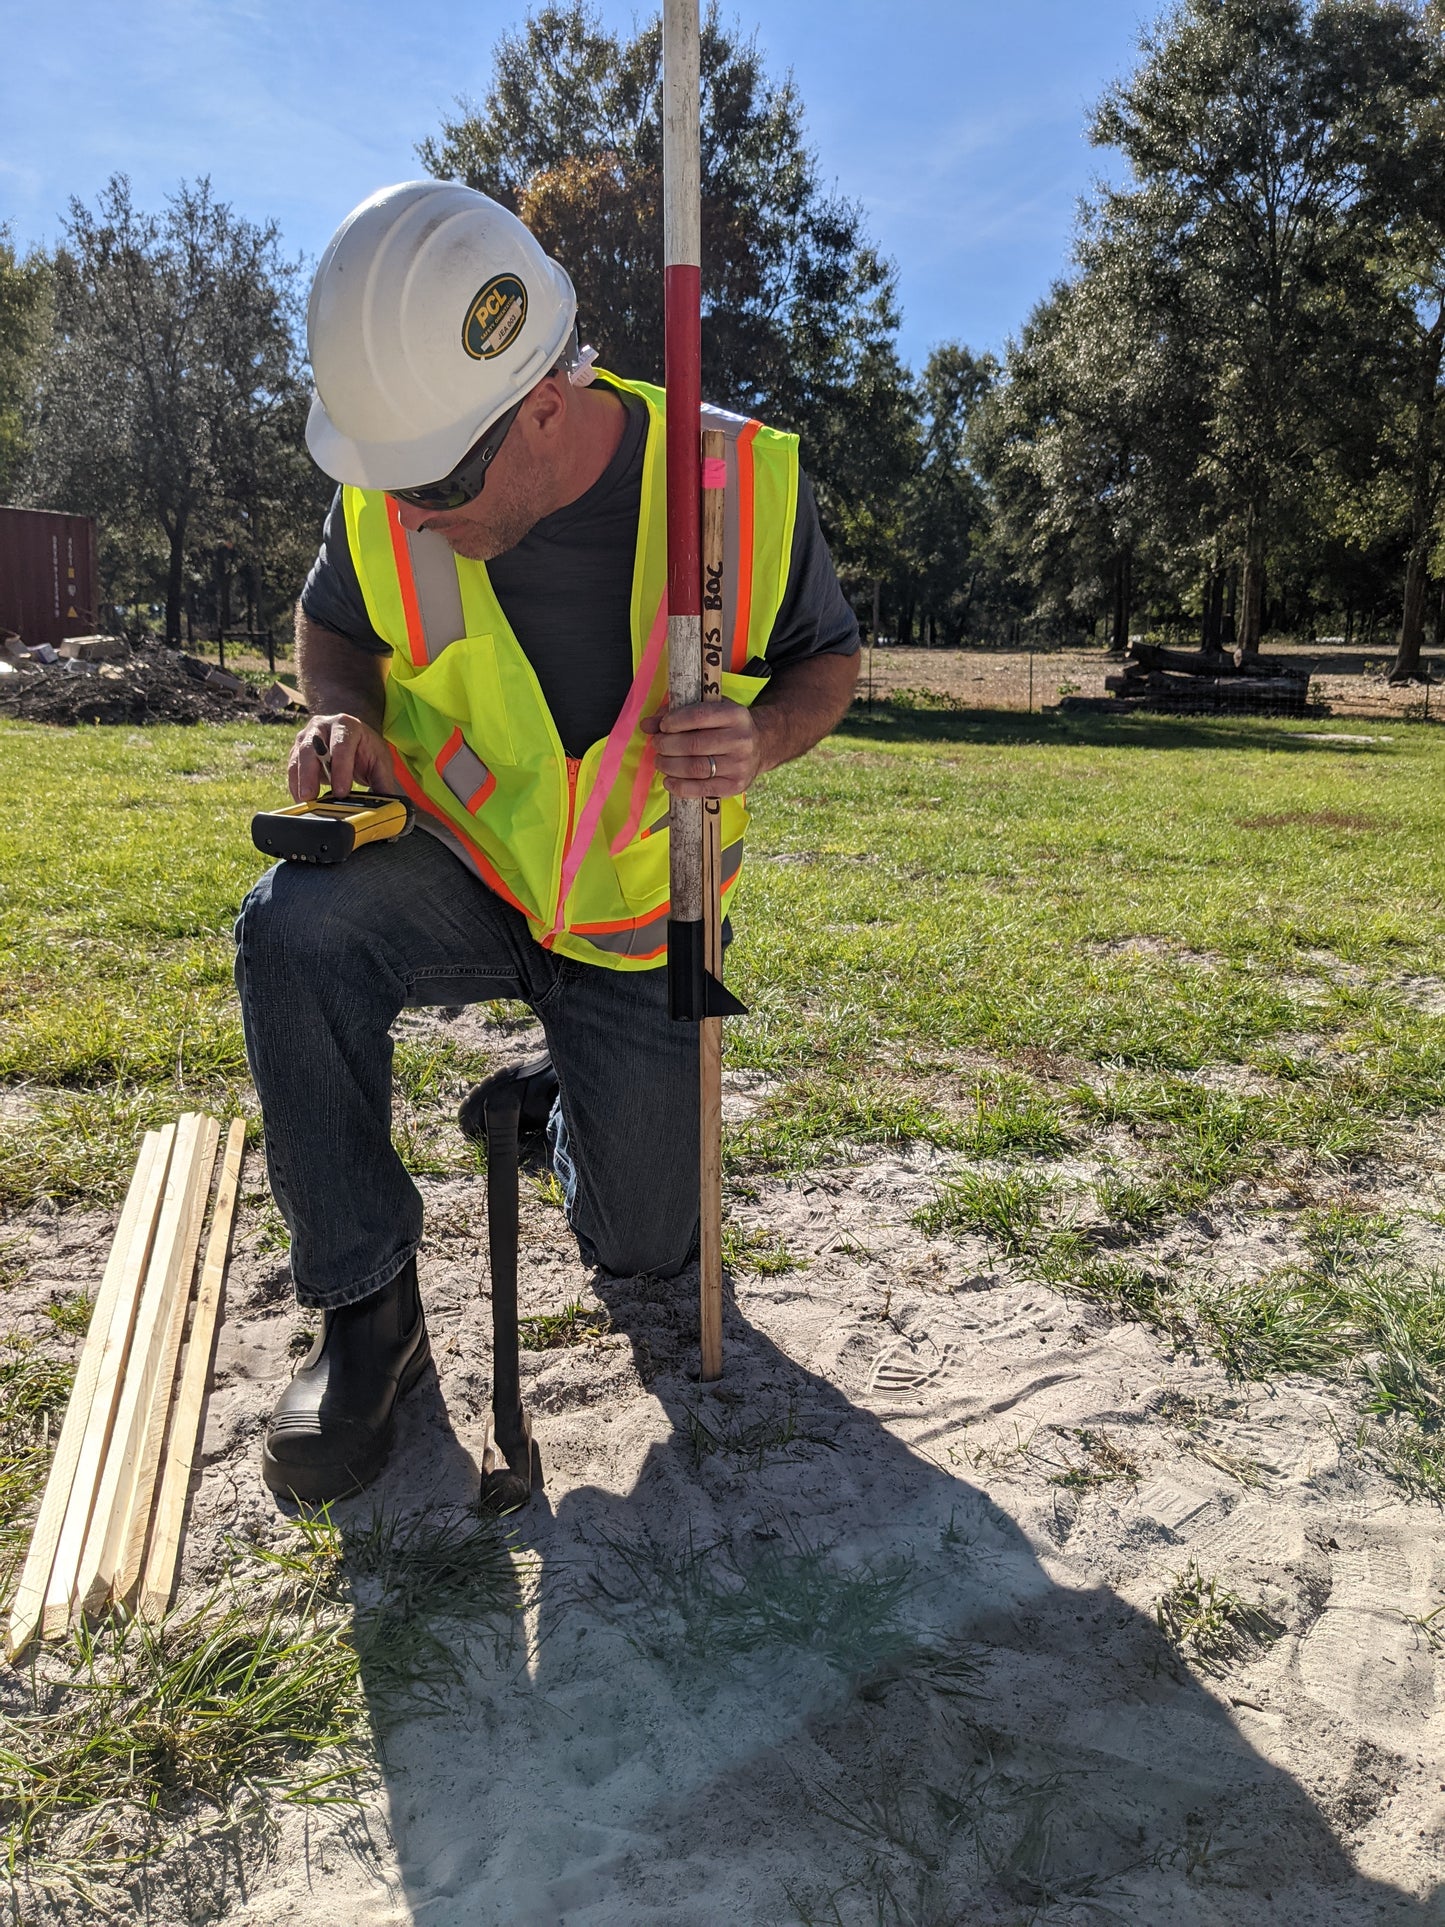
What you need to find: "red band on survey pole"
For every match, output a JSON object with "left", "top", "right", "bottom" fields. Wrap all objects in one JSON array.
[{"left": 664, "top": 261, "right": 702, "bottom": 619}]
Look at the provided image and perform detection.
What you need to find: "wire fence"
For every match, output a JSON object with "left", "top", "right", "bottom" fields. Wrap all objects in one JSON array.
[{"left": 855, "top": 645, "right": 1441, "bottom": 725}]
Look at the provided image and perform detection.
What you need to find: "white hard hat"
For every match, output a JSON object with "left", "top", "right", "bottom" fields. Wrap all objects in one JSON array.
[{"left": 305, "top": 180, "right": 579, "bottom": 490}]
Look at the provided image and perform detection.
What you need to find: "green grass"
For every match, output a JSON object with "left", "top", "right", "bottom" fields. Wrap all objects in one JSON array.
[
  {"left": 1, "top": 1510, "right": 532, "bottom": 1903},
  {"left": 955, "top": 1070, "right": 1072, "bottom": 1157},
  {"left": 1031, "top": 1193, "right": 1445, "bottom": 1497},
  {"left": 8, "top": 710, "right": 1445, "bottom": 1204},
  {"left": 518, "top": 1297, "right": 611, "bottom": 1349},
  {"left": 43, "top": 1292, "right": 94, "bottom": 1339},
  {"left": 915, "top": 1169, "right": 1055, "bottom": 1250},
  {"left": 1154, "top": 1559, "right": 1283, "bottom": 1676},
  {"left": 6, "top": 706, "right": 1445, "bottom": 1900},
  {"left": 599, "top": 1526, "right": 916, "bottom": 1678},
  {"left": 721, "top": 1222, "right": 805, "bottom": 1275},
  {"left": 682, "top": 1396, "right": 834, "bottom": 1468},
  {"left": 1046, "top": 1428, "right": 1142, "bottom": 1491},
  {"left": 729, "top": 708, "right": 1445, "bottom": 1174},
  {"left": 0, "top": 1338, "right": 75, "bottom": 1587}
]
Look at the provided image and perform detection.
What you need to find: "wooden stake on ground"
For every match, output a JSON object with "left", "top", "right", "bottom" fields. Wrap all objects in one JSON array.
[
  {"left": 114, "top": 1113, "right": 221, "bottom": 1608},
  {"left": 37, "top": 1126, "right": 178, "bottom": 1641},
  {"left": 6, "top": 1127, "right": 173, "bottom": 1661},
  {"left": 699, "top": 427, "right": 726, "bottom": 1382},
  {"left": 73, "top": 1113, "right": 212, "bottom": 1622},
  {"left": 140, "top": 1117, "right": 245, "bottom": 1621}
]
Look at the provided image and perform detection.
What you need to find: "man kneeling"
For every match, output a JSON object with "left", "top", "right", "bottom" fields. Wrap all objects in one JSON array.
[{"left": 237, "top": 181, "right": 858, "bottom": 1503}]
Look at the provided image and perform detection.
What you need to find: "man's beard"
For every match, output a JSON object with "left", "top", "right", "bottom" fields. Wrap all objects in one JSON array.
[{"left": 435, "top": 471, "right": 550, "bottom": 561}]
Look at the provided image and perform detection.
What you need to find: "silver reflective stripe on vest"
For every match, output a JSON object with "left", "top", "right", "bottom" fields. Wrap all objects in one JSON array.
[
  {"left": 438, "top": 735, "right": 492, "bottom": 812},
  {"left": 582, "top": 909, "right": 671, "bottom": 958},
  {"left": 404, "top": 527, "right": 466, "bottom": 664},
  {"left": 580, "top": 839, "right": 743, "bottom": 957}
]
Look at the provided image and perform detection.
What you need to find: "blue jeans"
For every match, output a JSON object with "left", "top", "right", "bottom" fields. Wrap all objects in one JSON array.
[{"left": 234, "top": 829, "right": 701, "bottom": 1309}]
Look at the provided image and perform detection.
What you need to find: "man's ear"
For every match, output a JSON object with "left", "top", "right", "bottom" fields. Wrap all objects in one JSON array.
[{"left": 521, "top": 376, "right": 567, "bottom": 441}]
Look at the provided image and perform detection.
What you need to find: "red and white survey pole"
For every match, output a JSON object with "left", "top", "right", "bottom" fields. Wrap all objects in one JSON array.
[{"left": 663, "top": 0, "right": 744, "bottom": 1381}]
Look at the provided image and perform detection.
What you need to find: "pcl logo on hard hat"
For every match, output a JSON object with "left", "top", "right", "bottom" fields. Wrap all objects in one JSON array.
[{"left": 463, "top": 274, "right": 529, "bottom": 360}]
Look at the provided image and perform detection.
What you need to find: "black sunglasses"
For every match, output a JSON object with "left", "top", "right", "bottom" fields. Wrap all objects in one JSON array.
[{"left": 389, "top": 399, "right": 524, "bottom": 511}]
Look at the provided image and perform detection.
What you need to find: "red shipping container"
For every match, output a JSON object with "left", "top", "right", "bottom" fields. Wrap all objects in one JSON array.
[{"left": 0, "top": 505, "right": 100, "bottom": 652}]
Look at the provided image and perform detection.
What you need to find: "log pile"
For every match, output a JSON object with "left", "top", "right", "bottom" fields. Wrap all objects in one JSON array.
[
  {"left": 1062, "top": 642, "right": 1314, "bottom": 717},
  {"left": 5, "top": 1115, "right": 245, "bottom": 1660}
]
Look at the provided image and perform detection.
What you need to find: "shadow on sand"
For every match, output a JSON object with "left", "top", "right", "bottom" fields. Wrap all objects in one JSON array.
[{"left": 332, "top": 1259, "right": 1443, "bottom": 1927}]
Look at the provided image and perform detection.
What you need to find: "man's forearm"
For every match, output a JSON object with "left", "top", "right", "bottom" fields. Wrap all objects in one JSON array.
[
  {"left": 751, "top": 650, "right": 860, "bottom": 774},
  {"left": 295, "top": 606, "right": 387, "bottom": 732}
]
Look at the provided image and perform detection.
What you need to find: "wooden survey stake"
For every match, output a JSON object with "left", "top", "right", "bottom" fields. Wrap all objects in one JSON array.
[
  {"left": 73, "top": 1113, "right": 213, "bottom": 1620},
  {"left": 141, "top": 1116, "right": 245, "bottom": 1620},
  {"left": 115, "top": 1113, "right": 220, "bottom": 1606},
  {"left": 699, "top": 428, "right": 727, "bottom": 1381},
  {"left": 5, "top": 1127, "right": 172, "bottom": 1660},
  {"left": 9, "top": 1114, "right": 244, "bottom": 1650}
]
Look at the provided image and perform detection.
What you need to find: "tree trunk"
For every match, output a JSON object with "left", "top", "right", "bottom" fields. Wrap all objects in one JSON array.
[
  {"left": 217, "top": 551, "right": 232, "bottom": 671},
  {"left": 1391, "top": 552, "right": 1430, "bottom": 684},
  {"left": 1235, "top": 514, "right": 1266, "bottom": 662},
  {"left": 1110, "top": 548, "right": 1132, "bottom": 653},
  {"left": 165, "top": 515, "right": 186, "bottom": 646},
  {"left": 1389, "top": 300, "right": 1445, "bottom": 684},
  {"left": 1201, "top": 565, "right": 1226, "bottom": 659}
]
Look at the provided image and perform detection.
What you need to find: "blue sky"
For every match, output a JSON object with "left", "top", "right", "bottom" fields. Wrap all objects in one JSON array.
[{"left": 0, "top": 0, "right": 1150, "bottom": 370}]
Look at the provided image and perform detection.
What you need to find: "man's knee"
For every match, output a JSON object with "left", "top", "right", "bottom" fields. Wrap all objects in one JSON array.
[
  {"left": 588, "top": 1226, "right": 696, "bottom": 1282},
  {"left": 234, "top": 860, "right": 386, "bottom": 984}
]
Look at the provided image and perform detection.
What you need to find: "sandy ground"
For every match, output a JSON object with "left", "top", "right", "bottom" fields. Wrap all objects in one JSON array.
[
  {"left": 857, "top": 644, "right": 1444, "bottom": 723},
  {"left": 6, "top": 1004, "right": 1445, "bottom": 1925}
]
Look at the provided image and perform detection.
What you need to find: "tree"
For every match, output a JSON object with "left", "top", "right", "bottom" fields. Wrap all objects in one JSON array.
[
  {"left": 894, "top": 345, "right": 997, "bottom": 644},
  {"left": 0, "top": 231, "right": 49, "bottom": 505},
  {"left": 27, "top": 176, "right": 321, "bottom": 643},
  {"left": 1091, "top": 0, "right": 1429, "bottom": 656},
  {"left": 1374, "top": 10, "right": 1445, "bottom": 678},
  {"left": 978, "top": 218, "right": 1205, "bottom": 650},
  {"left": 418, "top": 2, "right": 906, "bottom": 575}
]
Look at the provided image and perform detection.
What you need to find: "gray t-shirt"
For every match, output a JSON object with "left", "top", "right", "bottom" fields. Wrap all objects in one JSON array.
[{"left": 300, "top": 389, "right": 859, "bottom": 759}]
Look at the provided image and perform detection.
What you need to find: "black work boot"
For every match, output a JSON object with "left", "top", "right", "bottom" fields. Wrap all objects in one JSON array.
[
  {"left": 458, "top": 1051, "right": 559, "bottom": 1145},
  {"left": 262, "top": 1256, "right": 430, "bottom": 1504}
]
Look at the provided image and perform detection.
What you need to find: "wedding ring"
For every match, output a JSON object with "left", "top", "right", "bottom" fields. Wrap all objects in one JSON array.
[{"left": 708, "top": 755, "right": 717, "bottom": 780}]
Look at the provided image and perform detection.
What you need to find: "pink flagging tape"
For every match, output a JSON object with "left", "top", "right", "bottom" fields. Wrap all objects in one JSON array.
[
  {"left": 702, "top": 457, "right": 727, "bottom": 490},
  {"left": 610, "top": 733, "right": 661, "bottom": 855},
  {"left": 551, "top": 595, "right": 670, "bottom": 933}
]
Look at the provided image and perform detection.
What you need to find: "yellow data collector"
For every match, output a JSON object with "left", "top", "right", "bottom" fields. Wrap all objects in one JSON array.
[{"left": 250, "top": 793, "right": 415, "bottom": 866}]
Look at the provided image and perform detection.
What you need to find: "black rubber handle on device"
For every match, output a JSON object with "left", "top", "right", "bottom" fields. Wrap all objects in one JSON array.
[
  {"left": 483, "top": 1081, "right": 527, "bottom": 1468},
  {"left": 666, "top": 918, "right": 748, "bottom": 1022}
]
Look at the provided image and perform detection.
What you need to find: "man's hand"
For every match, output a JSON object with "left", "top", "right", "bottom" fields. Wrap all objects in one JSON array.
[
  {"left": 642, "top": 653, "right": 860, "bottom": 799},
  {"left": 288, "top": 713, "right": 401, "bottom": 802},
  {"left": 643, "top": 697, "right": 764, "bottom": 798},
  {"left": 290, "top": 608, "right": 395, "bottom": 800}
]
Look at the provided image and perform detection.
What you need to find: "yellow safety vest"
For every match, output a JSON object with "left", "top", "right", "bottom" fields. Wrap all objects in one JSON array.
[{"left": 341, "top": 372, "right": 799, "bottom": 970}]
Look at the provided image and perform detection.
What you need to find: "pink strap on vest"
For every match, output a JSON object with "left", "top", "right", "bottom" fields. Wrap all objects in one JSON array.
[
  {"left": 550, "top": 594, "right": 670, "bottom": 934},
  {"left": 609, "top": 731, "right": 661, "bottom": 856}
]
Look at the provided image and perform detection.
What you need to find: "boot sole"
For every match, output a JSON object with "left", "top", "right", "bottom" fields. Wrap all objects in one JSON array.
[{"left": 261, "top": 1329, "right": 432, "bottom": 1506}]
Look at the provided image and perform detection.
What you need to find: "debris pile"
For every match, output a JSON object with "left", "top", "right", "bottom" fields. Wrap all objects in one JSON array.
[
  {"left": 1058, "top": 640, "right": 1314, "bottom": 717},
  {"left": 0, "top": 634, "right": 305, "bottom": 726}
]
